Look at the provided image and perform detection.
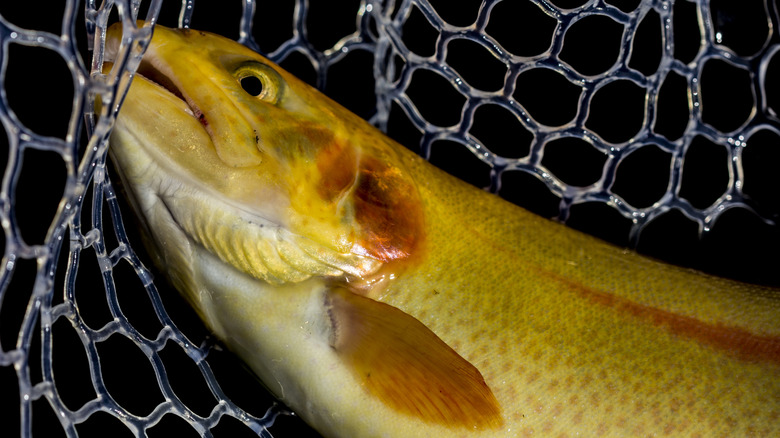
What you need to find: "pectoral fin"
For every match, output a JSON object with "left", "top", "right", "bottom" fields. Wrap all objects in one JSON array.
[{"left": 326, "top": 287, "right": 503, "bottom": 429}]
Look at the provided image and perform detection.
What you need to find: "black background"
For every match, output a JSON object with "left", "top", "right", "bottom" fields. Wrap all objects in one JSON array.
[{"left": 0, "top": 1, "right": 778, "bottom": 437}]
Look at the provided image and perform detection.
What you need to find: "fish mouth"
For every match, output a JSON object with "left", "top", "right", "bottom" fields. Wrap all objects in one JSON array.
[
  {"left": 103, "top": 34, "right": 207, "bottom": 128},
  {"left": 135, "top": 60, "right": 185, "bottom": 101},
  {"left": 134, "top": 59, "right": 208, "bottom": 127}
]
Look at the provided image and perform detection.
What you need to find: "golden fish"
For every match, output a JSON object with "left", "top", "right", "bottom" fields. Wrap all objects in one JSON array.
[{"left": 105, "top": 23, "right": 780, "bottom": 437}]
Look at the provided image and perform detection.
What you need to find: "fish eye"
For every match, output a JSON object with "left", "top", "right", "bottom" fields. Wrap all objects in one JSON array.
[
  {"left": 234, "top": 62, "right": 283, "bottom": 103},
  {"left": 241, "top": 75, "right": 264, "bottom": 97}
]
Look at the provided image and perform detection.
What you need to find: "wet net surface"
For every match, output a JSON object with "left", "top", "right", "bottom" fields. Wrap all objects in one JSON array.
[{"left": 0, "top": 0, "right": 778, "bottom": 437}]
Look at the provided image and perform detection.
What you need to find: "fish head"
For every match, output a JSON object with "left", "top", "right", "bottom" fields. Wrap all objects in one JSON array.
[
  {"left": 104, "top": 23, "right": 508, "bottom": 434},
  {"left": 105, "top": 23, "right": 424, "bottom": 285}
]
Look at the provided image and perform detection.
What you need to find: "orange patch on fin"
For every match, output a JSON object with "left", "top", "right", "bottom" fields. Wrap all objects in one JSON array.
[
  {"left": 352, "top": 157, "right": 424, "bottom": 261},
  {"left": 326, "top": 286, "right": 503, "bottom": 429}
]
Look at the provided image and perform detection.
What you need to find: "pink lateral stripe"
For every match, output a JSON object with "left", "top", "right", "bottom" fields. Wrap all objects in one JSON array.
[{"left": 549, "top": 272, "right": 780, "bottom": 365}]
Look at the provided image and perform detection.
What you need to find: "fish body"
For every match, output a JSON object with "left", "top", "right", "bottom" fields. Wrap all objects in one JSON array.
[{"left": 106, "top": 23, "right": 780, "bottom": 437}]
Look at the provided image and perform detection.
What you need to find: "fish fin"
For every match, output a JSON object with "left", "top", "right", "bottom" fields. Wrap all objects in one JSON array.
[{"left": 326, "top": 287, "right": 503, "bottom": 429}]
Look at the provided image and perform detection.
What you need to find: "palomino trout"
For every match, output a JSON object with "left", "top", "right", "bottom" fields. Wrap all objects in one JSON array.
[{"left": 105, "top": 23, "right": 779, "bottom": 437}]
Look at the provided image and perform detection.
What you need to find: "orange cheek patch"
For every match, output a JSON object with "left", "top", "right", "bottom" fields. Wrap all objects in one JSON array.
[
  {"left": 352, "top": 157, "right": 424, "bottom": 262},
  {"left": 315, "top": 139, "right": 357, "bottom": 202},
  {"left": 313, "top": 140, "right": 424, "bottom": 263}
]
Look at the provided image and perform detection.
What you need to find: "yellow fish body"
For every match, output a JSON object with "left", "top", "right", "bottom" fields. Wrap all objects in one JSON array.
[{"left": 106, "top": 24, "right": 780, "bottom": 437}]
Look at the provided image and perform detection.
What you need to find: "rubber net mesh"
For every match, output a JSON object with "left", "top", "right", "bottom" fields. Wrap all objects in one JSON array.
[{"left": 0, "top": 0, "right": 778, "bottom": 436}]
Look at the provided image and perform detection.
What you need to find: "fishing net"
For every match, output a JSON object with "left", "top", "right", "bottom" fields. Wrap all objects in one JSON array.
[{"left": 1, "top": 0, "right": 778, "bottom": 436}]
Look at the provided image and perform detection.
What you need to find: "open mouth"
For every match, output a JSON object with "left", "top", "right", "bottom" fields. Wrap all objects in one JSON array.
[
  {"left": 136, "top": 60, "right": 185, "bottom": 102},
  {"left": 134, "top": 59, "right": 208, "bottom": 128}
]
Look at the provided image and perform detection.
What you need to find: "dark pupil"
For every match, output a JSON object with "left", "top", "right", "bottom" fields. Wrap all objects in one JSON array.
[{"left": 241, "top": 75, "right": 264, "bottom": 96}]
